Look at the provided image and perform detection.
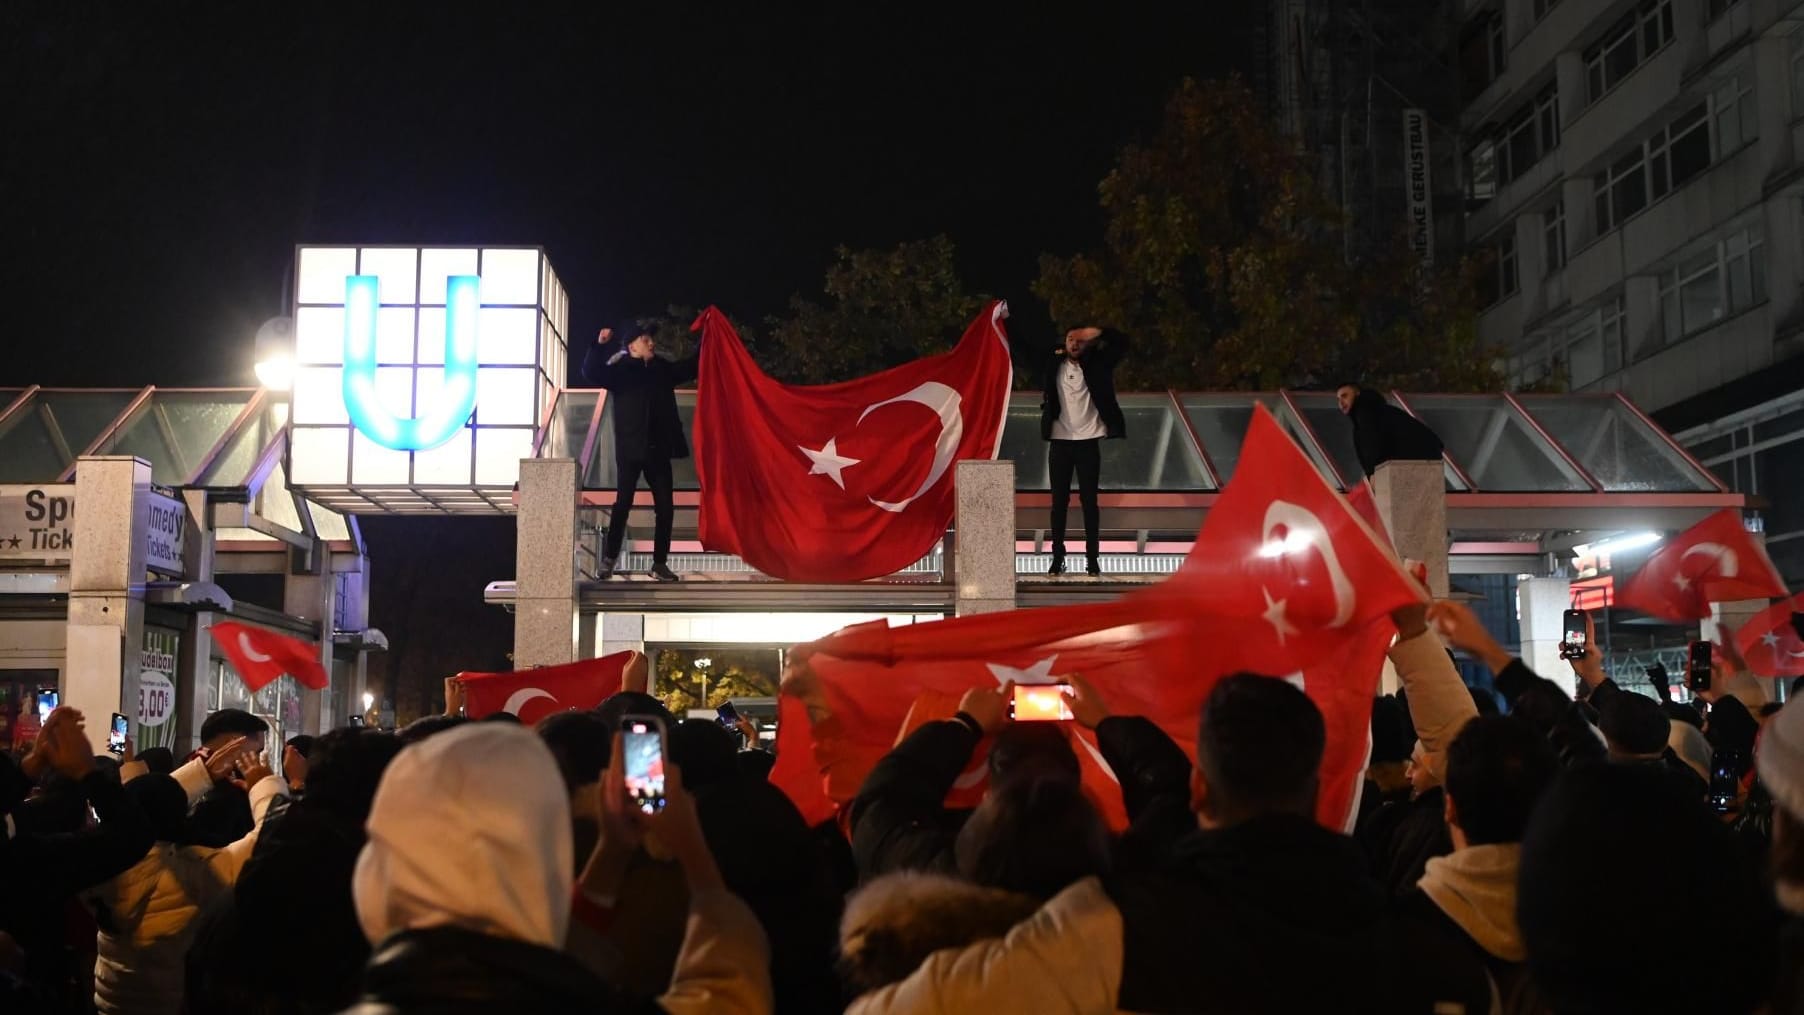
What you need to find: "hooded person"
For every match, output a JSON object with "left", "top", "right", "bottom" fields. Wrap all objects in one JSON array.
[
  {"left": 1518, "top": 763, "right": 1776, "bottom": 1014},
  {"left": 345, "top": 722, "right": 770, "bottom": 1015},
  {"left": 1758, "top": 699, "right": 1804, "bottom": 1010},
  {"left": 1335, "top": 384, "right": 1444, "bottom": 477}
]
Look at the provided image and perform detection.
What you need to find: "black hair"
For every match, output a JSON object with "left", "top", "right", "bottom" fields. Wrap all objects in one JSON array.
[
  {"left": 199, "top": 708, "right": 268, "bottom": 745},
  {"left": 124, "top": 772, "right": 190, "bottom": 844},
  {"left": 135, "top": 747, "right": 175, "bottom": 776},
  {"left": 1369, "top": 695, "right": 1412, "bottom": 764},
  {"left": 396, "top": 714, "right": 468, "bottom": 745},
  {"left": 284, "top": 734, "right": 316, "bottom": 759},
  {"left": 301, "top": 727, "right": 403, "bottom": 824},
  {"left": 1443, "top": 715, "right": 1559, "bottom": 845},
  {"left": 1598, "top": 693, "right": 1671, "bottom": 757},
  {"left": 986, "top": 722, "right": 1080, "bottom": 786},
  {"left": 1197, "top": 674, "right": 1325, "bottom": 820},
  {"left": 536, "top": 710, "right": 614, "bottom": 793},
  {"left": 480, "top": 710, "right": 523, "bottom": 724},
  {"left": 596, "top": 691, "right": 674, "bottom": 732},
  {"left": 670, "top": 719, "right": 739, "bottom": 793},
  {"left": 955, "top": 772, "right": 1110, "bottom": 900}
]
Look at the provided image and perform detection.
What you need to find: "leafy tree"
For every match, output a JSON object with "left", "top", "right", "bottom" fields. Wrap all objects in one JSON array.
[
  {"left": 760, "top": 236, "right": 989, "bottom": 384},
  {"left": 1035, "top": 76, "right": 1503, "bottom": 392},
  {"left": 653, "top": 648, "right": 777, "bottom": 717}
]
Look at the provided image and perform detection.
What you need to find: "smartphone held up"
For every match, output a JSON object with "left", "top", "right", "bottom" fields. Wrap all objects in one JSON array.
[
  {"left": 107, "top": 713, "right": 128, "bottom": 755},
  {"left": 1558, "top": 609, "right": 1588, "bottom": 662},
  {"left": 1009, "top": 683, "right": 1075, "bottom": 722},
  {"left": 620, "top": 715, "right": 668, "bottom": 815},
  {"left": 1687, "top": 640, "right": 1713, "bottom": 694}
]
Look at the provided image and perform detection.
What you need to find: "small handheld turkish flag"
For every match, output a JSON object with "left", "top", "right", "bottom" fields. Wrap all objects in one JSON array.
[
  {"left": 458, "top": 652, "right": 634, "bottom": 725},
  {"left": 1616, "top": 510, "right": 1788, "bottom": 621},
  {"left": 1734, "top": 591, "right": 1804, "bottom": 678},
  {"left": 210, "top": 621, "right": 328, "bottom": 692}
]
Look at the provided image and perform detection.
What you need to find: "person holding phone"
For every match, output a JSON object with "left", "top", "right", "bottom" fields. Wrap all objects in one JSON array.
[
  {"left": 583, "top": 322, "right": 700, "bottom": 583},
  {"left": 348, "top": 722, "right": 771, "bottom": 1013},
  {"left": 1040, "top": 326, "right": 1128, "bottom": 577}
]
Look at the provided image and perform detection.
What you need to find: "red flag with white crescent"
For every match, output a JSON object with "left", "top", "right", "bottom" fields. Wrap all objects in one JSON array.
[
  {"left": 1734, "top": 591, "right": 1804, "bottom": 678},
  {"left": 210, "top": 621, "right": 328, "bottom": 692},
  {"left": 772, "top": 405, "right": 1424, "bottom": 832},
  {"left": 691, "top": 302, "right": 1013, "bottom": 582},
  {"left": 1615, "top": 509, "right": 1788, "bottom": 621},
  {"left": 458, "top": 652, "right": 634, "bottom": 725}
]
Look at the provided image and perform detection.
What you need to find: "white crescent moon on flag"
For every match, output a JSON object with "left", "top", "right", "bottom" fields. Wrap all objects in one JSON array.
[
  {"left": 501, "top": 687, "right": 555, "bottom": 715},
  {"left": 1262, "top": 501, "right": 1357, "bottom": 629},
  {"left": 238, "top": 632, "right": 274, "bottom": 664},
  {"left": 857, "top": 381, "right": 964, "bottom": 514},
  {"left": 1681, "top": 542, "right": 1739, "bottom": 578}
]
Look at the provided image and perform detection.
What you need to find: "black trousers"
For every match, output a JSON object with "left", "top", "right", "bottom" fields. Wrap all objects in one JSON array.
[
  {"left": 1047, "top": 438, "right": 1101, "bottom": 560},
  {"left": 605, "top": 454, "right": 675, "bottom": 565}
]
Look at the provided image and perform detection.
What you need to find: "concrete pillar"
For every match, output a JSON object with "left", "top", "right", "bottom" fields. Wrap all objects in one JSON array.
[
  {"left": 1561, "top": 178, "right": 1594, "bottom": 250},
  {"left": 576, "top": 612, "right": 598, "bottom": 660},
  {"left": 954, "top": 460, "right": 1016, "bottom": 616},
  {"left": 599, "top": 613, "right": 645, "bottom": 658},
  {"left": 1623, "top": 275, "right": 1661, "bottom": 362},
  {"left": 169, "top": 487, "right": 217, "bottom": 755},
  {"left": 1518, "top": 577, "right": 1575, "bottom": 695},
  {"left": 1372, "top": 460, "right": 1449, "bottom": 598},
  {"left": 514, "top": 458, "right": 580, "bottom": 667},
  {"left": 1553, "top": 52, "right": 1585, "bottom": 135},
  {"left": 283, "top": 563, "right": 335, "bottom": 735},
  {"left": 66, "top": 457, "right": 151, "bottom": 731}
]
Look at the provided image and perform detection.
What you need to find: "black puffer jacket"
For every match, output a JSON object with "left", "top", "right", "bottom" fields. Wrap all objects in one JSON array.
[
  {"left": 581, "top": 339, "right": 698, "bottom": 460},
  {"left": 340, "top": 926, "right": 661, "bottom": 1015}
]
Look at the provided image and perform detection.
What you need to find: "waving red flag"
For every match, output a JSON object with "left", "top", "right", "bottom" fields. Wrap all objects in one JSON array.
[
  {"left": 692, "top": 302, "right": 1013, "bottom": 582},
  {"left": 1616, "top": 510, "right": 1788, "bottom": 621},
  {"left": 1735, "top": 592, "right": 1804, "bottom": 678},
  {"left": 772, "top": 405, "right": 1422, "bottom": 832},
  {"left": 210, "top": 621, "right": 328, "bottom": 692},
  {"left": 458, "top": 652, "right": 633, "bottom": 724}
]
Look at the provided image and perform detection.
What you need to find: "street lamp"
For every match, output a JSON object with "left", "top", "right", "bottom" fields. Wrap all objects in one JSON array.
[
  {"left": 254, "top": 317, "right": 296, "bottom": 391},
  {"left": 695, "top": 657, "right": 712, "bottom": 706}
]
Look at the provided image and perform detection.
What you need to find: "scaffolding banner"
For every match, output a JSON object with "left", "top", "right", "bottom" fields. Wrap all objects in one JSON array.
[{"left": 1404, "top": 108, "right": 1433, "bottom": 265}]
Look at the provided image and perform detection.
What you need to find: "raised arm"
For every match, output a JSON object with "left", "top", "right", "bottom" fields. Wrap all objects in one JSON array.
[
  {"left": 211, "top": 753, "right": 289, "bottom": 876},
  {"left": 581, "top": 328, "right": 631, "bottom": 389},
  {"left": 849, "top": 687, "right": 1002, "bottom": 881},
  {"left": 1388, "top": 601, "right": 1478, "bottom": 781}
]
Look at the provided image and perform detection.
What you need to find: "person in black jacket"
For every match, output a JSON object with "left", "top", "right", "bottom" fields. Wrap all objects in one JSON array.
[
  {"left": 185, "top": 708, "right": 269, "bottom": 849},
  {"left": 847, "top": 675, "right": 1193, "bottom": 883},
  {"left": 1336, "top": 384, "right": 1444, "bottom": 478},
  {"left": 1041, "top": 327, "right": 1128, "bottom": 576},
  {"left": 582, "top": 323, "right": 700, "bottom": 583}
]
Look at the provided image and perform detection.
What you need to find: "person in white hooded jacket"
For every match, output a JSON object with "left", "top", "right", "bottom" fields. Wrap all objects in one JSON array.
[
  {"left": 86, "top": 735, "right": 284, "bottom": 1015},
  {"left": 340, "top": 720, "right": 771, "bottom": 1015}
]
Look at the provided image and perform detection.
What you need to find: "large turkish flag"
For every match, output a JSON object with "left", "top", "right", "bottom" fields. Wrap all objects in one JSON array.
[
  {"left": 773, "top": 406, "right": 1424, "bottom": 832},
  {"left": 1734, "top": 592, "right": 1804, "bottom": 678},
  {"left": 691, "top": 302, "right": 1014, "bottom": 582},
  {"left": 210, "top": 621, "right": 328, "bottom": 692}
]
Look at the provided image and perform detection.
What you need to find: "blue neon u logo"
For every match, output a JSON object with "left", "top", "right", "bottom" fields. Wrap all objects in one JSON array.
[{"left": 342, "top": 274, "right": 480, "bottom": 451}]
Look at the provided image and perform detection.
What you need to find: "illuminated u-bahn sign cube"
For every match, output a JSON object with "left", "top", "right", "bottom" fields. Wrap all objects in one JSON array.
[{"left": 287, "top": 246, "right": 568, "bottom": 514}]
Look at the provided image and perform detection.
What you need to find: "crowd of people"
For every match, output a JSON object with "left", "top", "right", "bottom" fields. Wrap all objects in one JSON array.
[{"left": 2, "top": 597, "right": 1801, "bottom": 1013}]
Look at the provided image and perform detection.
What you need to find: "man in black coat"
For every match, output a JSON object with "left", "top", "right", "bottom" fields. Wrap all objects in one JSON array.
[
  {"left": 582, "top": 323, "right": 700, "bottom": 582},
  {"left": 1336, "top": 384, "right": 1443, "bottom": 478},
  {"left": 1040, "top": 327, "right": 1129, "bottom": 576}
]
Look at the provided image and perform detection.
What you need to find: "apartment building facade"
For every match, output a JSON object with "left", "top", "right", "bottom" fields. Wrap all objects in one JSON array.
[{"left": 1465, "top": 0, "right": 1804, "bottom": 579}]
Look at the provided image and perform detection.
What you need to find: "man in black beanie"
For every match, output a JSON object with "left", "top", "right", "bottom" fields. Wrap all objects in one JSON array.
[
  {"left": 1599, "top": 692, "right": 1706, "bottom": 800},
  {"left": 1518, "top": 764, "right": 1776, "bottom": 1013}
]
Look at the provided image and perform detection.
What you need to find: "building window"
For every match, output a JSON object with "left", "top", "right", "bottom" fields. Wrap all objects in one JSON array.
[
  {"left": 1543, "top": 201, "right": 1567, "bottom": 273},
  {"left": 1708, "top": 0, "right": 1744, "bottom": 19},
  {"left": 1655, "top": 227, "right": 1766, "bottom": 348},
  {"left": 1600, "top": 296, "right": 1626, "bottom": 375},
  {"left": 1714, "top": 75, "right": 1757, "bottom": 154},
  {"left": 1533, "top": 0, "right": 1560, "bottom": 19},
  {"left": 1461, "top": 11, "right": 1506, "bottom": 100},
  {"left": 1468, "top": 138, "right": 1498, "bottom": 206},
  {"left": 1593, "top": 96, "right": 1719, "bottom": 232},
  {"left": 1549, "top": 296, "right": 1625, "bottom": 390},
  {"left": 1480, "top": 230, "right": 1519, "bottom": 307},
  {"left": 1512, "top": 337, "right": 1551, "bottom": 388},
  {"left": 1498, "top": 85, "right": 1561, "bottom": 186},
  {"left": 1585, "top": 0, "right": 1674, "bottom": 105}
]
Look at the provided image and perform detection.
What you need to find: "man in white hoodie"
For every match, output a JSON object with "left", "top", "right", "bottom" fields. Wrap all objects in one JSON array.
[{"left": 1396, "top": 715, "right": 1559, "bottom": 1013}]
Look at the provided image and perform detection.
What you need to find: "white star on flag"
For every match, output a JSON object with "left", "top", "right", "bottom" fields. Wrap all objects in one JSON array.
[
  {"left": 986, "top": 655, "right": 1059, "bottom": 686},
  {"left": 1763, "top": 632, "right": 1781, "bottom": 649},
  {"left": 1672, "top": 574, "right": 1692, "bottom": 592},
  {"left": 798, "top": 438, "right": 861, "bottom": 490},
  {"left": 1262, "top": 587, "right": 1300, "bottom": 645}
]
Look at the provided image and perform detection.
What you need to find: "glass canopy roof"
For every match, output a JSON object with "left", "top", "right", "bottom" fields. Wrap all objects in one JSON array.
[
  {"left": 537, "top": 388, "right": 1726, "bottom": 495},
  {"left": 0, "top": 386, "right": 349, "bottom": 540}
]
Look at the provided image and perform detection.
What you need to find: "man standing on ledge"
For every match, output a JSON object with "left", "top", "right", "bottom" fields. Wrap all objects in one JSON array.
[
  {"left": 1040, "top": 326, "right": 1128, "bottom": 577},
  {"left": 583, "top": 322, "right": 699, "bottom": 582}
]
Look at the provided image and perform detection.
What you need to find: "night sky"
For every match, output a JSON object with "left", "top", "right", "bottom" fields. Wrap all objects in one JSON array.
[{"left": 4, "top": 6, "right": 1252, "bottom": 709}]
